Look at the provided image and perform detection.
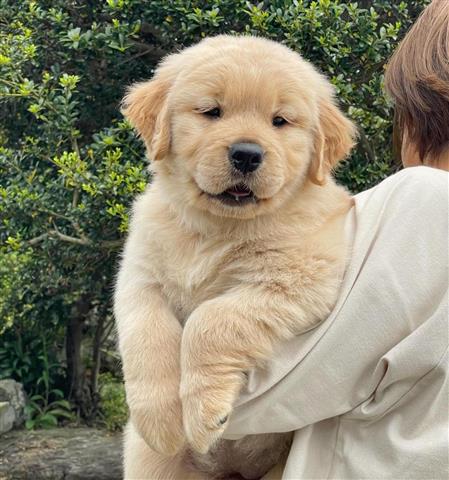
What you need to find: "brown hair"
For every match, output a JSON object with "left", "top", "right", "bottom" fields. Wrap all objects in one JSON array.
[{"left": 384, "top": 0, "right": 449, "bottom": 162}]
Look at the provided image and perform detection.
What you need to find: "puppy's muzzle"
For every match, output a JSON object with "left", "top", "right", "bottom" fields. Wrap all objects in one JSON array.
[{"left": 229, "top": 142, "right": 264, "bottom": 174}]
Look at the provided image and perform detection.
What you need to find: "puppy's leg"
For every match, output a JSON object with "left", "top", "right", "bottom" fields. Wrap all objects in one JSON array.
[
  {"left": 181, "top": 250, "right": 342, "bottom": 453},
  {"left": 115, "top": 259, "right": 184, "bottom": 456},
  {"left": 124, "top": 422, "right": 211, "bottom": 480}
]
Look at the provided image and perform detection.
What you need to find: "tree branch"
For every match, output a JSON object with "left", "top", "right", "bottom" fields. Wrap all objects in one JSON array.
[
  {"left": 50, "top": 227, "right": 93, "bottom": 246},
  {"left": 28, "top": 232, "right": 50, "bottom": 245},
  {"left": 27, "top": 230, "right": 123, "bottom": 250},
  {"left": 99, "top": 239, "right": 123, "bottom": 249}
]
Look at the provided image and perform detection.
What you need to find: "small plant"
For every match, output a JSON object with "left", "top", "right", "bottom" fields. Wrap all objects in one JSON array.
[
  {"left": 25, "top": 389, "right": 74, "bottom": 429},
  {"left": 24, "top": 336, "right": 74, "bottom": 429}
]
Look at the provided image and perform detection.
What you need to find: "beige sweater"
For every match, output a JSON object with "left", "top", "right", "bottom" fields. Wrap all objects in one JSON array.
[{"left": 224, "top": 167, "right": 449, "bottom": 479}]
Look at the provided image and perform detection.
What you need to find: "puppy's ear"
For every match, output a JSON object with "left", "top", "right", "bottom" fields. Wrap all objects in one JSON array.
[
  {"left": 310, "top": 100, "right": 357, "bottom": 185},
  {"left": 121, "top": 75, "right": 172, "bottom": 161}
]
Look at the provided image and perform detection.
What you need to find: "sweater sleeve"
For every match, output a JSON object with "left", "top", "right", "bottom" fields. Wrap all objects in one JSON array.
[{"left": 224, "top": 167, "right": 448, "bottom": 447}]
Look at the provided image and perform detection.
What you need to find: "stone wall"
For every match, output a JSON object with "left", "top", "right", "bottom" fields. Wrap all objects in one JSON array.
[{"left": 0, "top": 380, "right": 26, "bottom": 434}]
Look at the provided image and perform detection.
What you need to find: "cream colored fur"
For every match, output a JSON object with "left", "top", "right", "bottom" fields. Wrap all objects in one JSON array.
[{"left": 115, "top": 35, "right": 356, "bottom": 479}]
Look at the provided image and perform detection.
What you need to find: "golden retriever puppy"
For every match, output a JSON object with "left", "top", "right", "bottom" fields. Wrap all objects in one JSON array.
[{"left": 115, "top": 35, "right": 356, "bottom": 479}]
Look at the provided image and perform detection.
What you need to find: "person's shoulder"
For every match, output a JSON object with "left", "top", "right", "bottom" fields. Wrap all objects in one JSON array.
[
  {"left": 355, "top": 166, "right": 448, "bottom": 209},
  {"left": 387, "top": 165, "right": 448, "bottom": 188}
]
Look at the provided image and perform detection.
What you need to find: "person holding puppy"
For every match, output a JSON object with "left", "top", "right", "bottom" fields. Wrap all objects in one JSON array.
[{"left": 226, "top": 1, "right": 449, "bottom": 478}]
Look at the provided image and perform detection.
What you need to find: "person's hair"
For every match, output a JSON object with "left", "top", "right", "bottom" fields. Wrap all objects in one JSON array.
[{"left": 384, "top": 0, "right": 449, "bottom": 162}]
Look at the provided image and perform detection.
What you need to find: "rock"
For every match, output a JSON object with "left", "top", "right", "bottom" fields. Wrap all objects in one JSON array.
[
  {"left": 0, "top": 402, "right": 15, "bottom": 434},
  {"left": 0, "top": 380, "right": 26, "bottom": 429},
  {"left": 0, "top": 427, "right": 122, "bottom": 480}
]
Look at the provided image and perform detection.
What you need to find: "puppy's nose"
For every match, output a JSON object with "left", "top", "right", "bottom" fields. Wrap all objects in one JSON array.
[{"left": 229, "top": 143, "right": 264, "bottom": 174}]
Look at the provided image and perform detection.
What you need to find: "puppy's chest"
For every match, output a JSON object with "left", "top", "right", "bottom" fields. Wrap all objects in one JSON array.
[
  {"left": 151, "top": 227, "right": 343, "bottom": 323},
  {"left": 154, "top": 237, "right": 235, "bottom": 322}
]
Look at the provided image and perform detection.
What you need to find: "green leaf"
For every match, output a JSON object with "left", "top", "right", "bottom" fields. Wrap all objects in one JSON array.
[
  {"left": 38, "top": 413, "right": 58, "bottom": 428},
  {"left": 25, "top": 419, "right": 35, "bottom": 430}
]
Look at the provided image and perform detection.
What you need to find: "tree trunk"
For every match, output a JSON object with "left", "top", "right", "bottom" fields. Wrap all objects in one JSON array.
[
  {"left": 66, "top": 295, "right": 91, "bottom": 417},
  {"left": 90, "top": 312, "right": 105, "bottom": 418}
]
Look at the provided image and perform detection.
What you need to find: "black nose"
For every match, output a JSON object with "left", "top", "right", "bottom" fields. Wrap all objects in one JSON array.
[{"left": 229, "top": 143, "right": 264, "bottom": 174}]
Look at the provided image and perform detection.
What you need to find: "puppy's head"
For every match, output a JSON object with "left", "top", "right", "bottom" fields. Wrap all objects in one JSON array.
[{"left": 122, "top": 36, "right": 356, "bottom": 219}]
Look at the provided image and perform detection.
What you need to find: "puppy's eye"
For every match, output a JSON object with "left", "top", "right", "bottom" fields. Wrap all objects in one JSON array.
[
  {"left": 272, "top": 116, "right": 288, "bottom": 127},
  {"left": 203, "top": 107, "right": 221, "bottom": 118}
]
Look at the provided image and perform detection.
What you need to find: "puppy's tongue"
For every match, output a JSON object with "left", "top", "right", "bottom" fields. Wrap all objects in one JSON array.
[{"left": 226, "top": 184, "right": 252, "bottom": 197}]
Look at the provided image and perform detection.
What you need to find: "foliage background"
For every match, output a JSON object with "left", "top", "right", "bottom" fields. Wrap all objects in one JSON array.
[{"left": 0, "top": 0, "right": 427, "bottom": 428}]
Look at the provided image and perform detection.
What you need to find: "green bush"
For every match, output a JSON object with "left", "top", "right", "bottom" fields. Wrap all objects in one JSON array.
[
  {"left": 98, "top": 373, "right": 128, "bottom": 431},
  {"left": 0, "top": 0, "right": 427, "bottom": 423}
]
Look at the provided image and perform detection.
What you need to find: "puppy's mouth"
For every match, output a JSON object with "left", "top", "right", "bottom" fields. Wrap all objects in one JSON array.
[{"left": 208, "top": 183, "right": 257, "bottom": 207}]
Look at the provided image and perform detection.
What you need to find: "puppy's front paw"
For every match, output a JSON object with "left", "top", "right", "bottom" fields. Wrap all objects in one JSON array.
[
  {"left": 131, "top": 394, "right": 185, "bottom": 456},
  {"left": 180, "top": 370, "right": 245, "bottom": 454}
]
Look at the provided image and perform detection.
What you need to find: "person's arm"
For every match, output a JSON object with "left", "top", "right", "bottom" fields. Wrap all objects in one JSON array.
[{"left": 224, "top": 167, "right": 449, "bottom": 439}]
